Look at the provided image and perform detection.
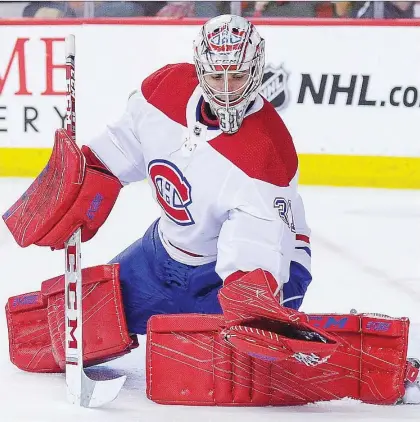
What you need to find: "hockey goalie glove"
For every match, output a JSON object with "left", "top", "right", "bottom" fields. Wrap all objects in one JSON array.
[
  {"left": 218, "top": 269, "right": 339, "bottom": 363},
  {"left": 2, "top": 129, "right": 121, "bottom": 249},
  {"left": 5, "top": 264, "right": 138, "bottom": 373}
]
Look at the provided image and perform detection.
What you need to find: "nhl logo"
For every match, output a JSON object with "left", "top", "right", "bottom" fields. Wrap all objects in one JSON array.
[
  {"left": 260, "top": 64, "right": 290, "bottom": 111},
  {"left": 193, "top": 125, "right": 202, "bottom": 136}
]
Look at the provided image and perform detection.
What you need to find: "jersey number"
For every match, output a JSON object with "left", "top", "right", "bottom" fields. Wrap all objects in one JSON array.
[
  {"left": 274, "top": 197, "right": 295, "bottom": 232},
  {"left": 217, "top": 108, "right": 239, "bottom": 133}
]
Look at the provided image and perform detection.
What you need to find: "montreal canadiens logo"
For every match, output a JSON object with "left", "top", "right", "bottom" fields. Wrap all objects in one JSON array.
[
  {"left": 208, "top": 26, "right": 245, "bottom": 52},
  {"left": 148, "top": 159, "right": 194, "bottom": 226}
]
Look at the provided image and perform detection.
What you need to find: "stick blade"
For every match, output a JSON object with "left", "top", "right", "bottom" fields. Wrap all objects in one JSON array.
[
  {"left": 82, "top": 373, "right": 127, "bottom": 408},
  {"left": 67, "top": 371, "right": 127, "bottom": 408}
]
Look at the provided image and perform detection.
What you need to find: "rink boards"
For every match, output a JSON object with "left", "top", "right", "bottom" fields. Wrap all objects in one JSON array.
[{"left": 0, "top": 19, "right": 419, "bottom": 188}]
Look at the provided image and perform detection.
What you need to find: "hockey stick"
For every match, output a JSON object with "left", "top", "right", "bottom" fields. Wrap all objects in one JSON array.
[{"left": 64, "top": 34, "right": 126, "bottom": 408}]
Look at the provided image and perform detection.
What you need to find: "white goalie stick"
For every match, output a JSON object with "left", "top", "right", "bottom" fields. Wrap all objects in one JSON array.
[{"left": 64, "top": 34, "right": 126, "bottom": 407}]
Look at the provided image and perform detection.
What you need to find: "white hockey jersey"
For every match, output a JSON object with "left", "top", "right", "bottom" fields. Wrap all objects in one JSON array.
[{"left": 88, "top": 63, "right": 311, "bottom": 286}]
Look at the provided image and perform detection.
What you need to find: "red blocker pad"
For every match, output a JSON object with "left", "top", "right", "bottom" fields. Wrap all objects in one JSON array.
[
  {"left": 6, "top": 264, "right": 137, "bottom": 373},
  {"left": 147, "top": 312, "right": 410, "bottom": 406},
  {"left": 2, "top": 129, "right": 121, "bottom": 249}
]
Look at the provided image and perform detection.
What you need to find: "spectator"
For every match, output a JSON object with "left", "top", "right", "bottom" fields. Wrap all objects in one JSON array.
[
  {"left": 331, "top": 1, "right": 367, "bottom": 17},
  {"left": 22, "top": 1, "right": 76, "bottom": 18},
  {"left": 93, "top": 1, "right": 146, "bottom": 17},
  {"left": 352, "top": 1, "right": 415, "bottom": 18},
  {"left": 155, "top": 1, "right": 194, "bottom": 17},
  {"left": 22, "top": 1, "right": 147, "bottom": 18},
  {"left": 155, "top": 1, "right": 227, "bottom": 18},
  {"left": 194, "top": 1, "right": 223, "bottom": 17},
  {"left": 246, "top": 1, "right": 317, "bottom": 17},
  {"left": 142, "top": 1, "right": 166, "bottom": 16}
]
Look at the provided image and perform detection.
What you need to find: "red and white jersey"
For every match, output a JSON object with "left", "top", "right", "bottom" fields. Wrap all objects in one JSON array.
[{"left": 88, "top": 63, "right": 310, "bottom": 285}]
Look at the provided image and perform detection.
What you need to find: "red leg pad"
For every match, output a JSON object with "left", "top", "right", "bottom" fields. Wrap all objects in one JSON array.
[
  {"left": 146, "top": 312, "right": 410, "bottom": 406},
  {"left": 6, "top": 290, "right": 60, "bottom": 372},
  {"left": 6, "top": 264, "right": 137, "bottom": 373}
]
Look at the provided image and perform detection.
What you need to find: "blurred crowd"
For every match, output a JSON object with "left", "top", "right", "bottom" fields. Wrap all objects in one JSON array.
[{"left": 1, "top": 1, "right": 420, "bottom": 19}]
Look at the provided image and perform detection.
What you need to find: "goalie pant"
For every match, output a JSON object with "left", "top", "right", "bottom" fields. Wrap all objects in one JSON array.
[
  {"left": 146, "top": 313, "right": 419, "bottom": 406},
  {"left": 109, "top": 218, "right": 311, "bottom": 334}
]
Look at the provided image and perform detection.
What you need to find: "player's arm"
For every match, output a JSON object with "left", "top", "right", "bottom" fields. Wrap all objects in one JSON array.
[
  {"left": 292, "top": 191, "right": 311, "bottom": 269},
  {"left": 215, "top": 174, "right": 319, "bottom": 360},
  {"left": 289, "top": 168, "right": 311, "bottom": 271},
  {"left": 86, "top": 90, "right": 147, "bottom": 185},
  {"left": 283, "top": 189, "right": 312, "bottom": 309},
  {"left": 2, "top": 91, "right": 147, "bottom": 249},
  {"left": 216, "top": 175, "right": 296, "bottom": 302}
]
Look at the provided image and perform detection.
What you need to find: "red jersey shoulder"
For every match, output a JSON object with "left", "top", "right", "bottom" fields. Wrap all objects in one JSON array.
[
  {"left": 141, "top": 63, "right": 198, "bottom": 126},
  {"left": 209, "top": 98, "right": 298, "bottom": 187}
]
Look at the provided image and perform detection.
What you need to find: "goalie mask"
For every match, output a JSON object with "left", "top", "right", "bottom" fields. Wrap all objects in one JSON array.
[{"left": 193, "top": 15, "right": 265, "bottom": 134}]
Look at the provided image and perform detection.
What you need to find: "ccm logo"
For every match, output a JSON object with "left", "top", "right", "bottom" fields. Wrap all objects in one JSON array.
[{"left": 66, "top": 246, "right": 78, "bottom": 350}]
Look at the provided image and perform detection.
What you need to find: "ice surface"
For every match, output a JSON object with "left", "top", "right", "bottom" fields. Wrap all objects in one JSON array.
[{"left": 1, "top": 178, "right": 419, "bottom": 421}]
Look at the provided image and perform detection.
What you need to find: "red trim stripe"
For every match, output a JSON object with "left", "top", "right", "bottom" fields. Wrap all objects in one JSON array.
[
  {"left": 1, "top": 18, "right": 420, "bottom": 27},
  {"left": 168, "top": 240, "right": 203, "bottom": 258},
  {"left": 296, "top": 234, "right": 310, "bottom": 244}
]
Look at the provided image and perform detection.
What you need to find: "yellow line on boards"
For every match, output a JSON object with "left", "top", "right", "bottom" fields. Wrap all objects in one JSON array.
[{"left": 1, "top": 148, "right": 419, "bottom": 189}]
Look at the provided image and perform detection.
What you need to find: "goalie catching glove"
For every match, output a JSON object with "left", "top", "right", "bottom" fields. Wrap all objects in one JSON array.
[
  {"left": 2, "top": 129, "right": 121, "bottom": 249},
  {"left": 219, "top": 269, "right": 339, "bottom": 363}
]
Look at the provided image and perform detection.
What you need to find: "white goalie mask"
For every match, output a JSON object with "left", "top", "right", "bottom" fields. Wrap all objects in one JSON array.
[{"left": 193, "top": 15, "right": 265, "bottom": 134}]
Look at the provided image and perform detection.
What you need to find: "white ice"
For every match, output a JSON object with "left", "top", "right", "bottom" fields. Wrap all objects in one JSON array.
[{"left": 0, "top": 178, "right": 419, "bottom": 422}]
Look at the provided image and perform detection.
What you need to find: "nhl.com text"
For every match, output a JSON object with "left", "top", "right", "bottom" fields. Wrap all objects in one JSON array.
[
  {"left": 297, "top": 73, "right": 420, "bottom": 108},
  {"left": 261, "top": 64, "right": 420, "bottom": 112}
]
